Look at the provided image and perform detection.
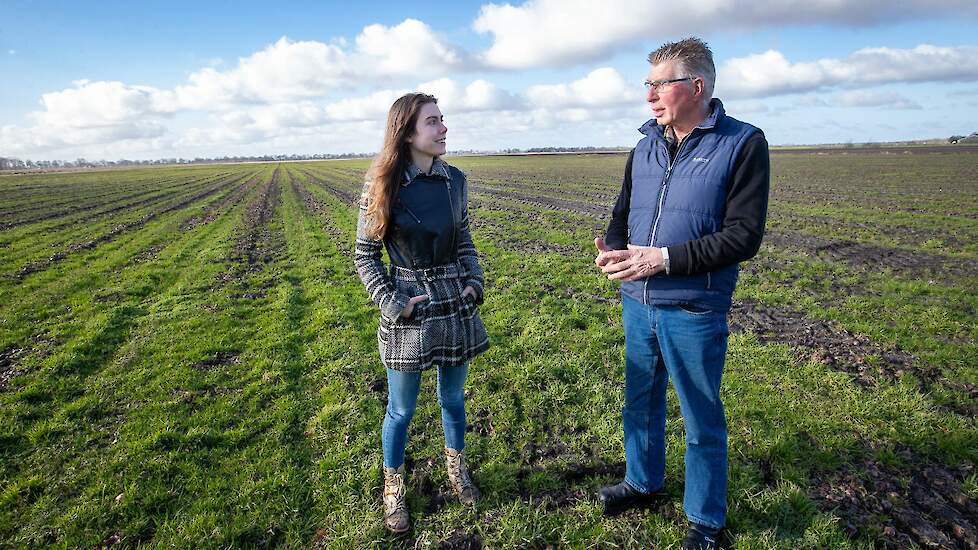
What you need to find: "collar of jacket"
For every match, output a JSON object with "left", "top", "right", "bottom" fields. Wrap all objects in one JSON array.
[
  {"left": 402, "top": 158, "right": 451, "bottom": 186},
  {"left": 638, "top": 98, "right": 725, "bottom": 142}
]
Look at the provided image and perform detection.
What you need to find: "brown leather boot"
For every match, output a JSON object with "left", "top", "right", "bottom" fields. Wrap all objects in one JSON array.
[
  {"left": 445, "top": 448, "right": 481, "bottom": 505},
  {"left": 383, "top": 465, "right": 409, "bottom": 533}
]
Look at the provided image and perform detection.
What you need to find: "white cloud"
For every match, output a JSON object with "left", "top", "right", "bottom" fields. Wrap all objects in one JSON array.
[
  {"left": 355, "top": 19, "right": 465, "bottom": 77},
  {"left": 154, "top": 21, "right": 463, "bottom": 110},
  {"left": 160, "top": 37, "right": 352, "bottom": 108},
  {"left": 836, "top": 90, "right": 921, "bottom": 110},
  {"left": 0, "top": 80, "right": 173, "bottom": 154},
  {"left": 473, "top": 0, "right": 978, "bottom": 69},
  {"left": 417, "top": 78, "right": 522, "bottom": 111},
  {"left": 525, "top": 68, "right": 641, "bottom": 109},
  {"left": 323, "top": 89, "right": 409, "bottom": 122},
  {"left": 33, "top": 80, "right": 172, "bottom": 128},
  {"left": 5, "top": 11, "right": 977, "bottom": 161},
  {"left": 717, "top": 44, "right": 978, "bottom": 98}
]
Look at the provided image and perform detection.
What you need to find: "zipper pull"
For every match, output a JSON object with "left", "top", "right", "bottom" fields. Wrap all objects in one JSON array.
[{"left": 398, "top": 199, "right": 422, "bottom": 224}]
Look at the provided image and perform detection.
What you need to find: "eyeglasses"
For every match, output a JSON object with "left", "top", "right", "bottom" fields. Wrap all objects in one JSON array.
[{"left": 643, "top": 77, "right": 694, "bottom": 92}]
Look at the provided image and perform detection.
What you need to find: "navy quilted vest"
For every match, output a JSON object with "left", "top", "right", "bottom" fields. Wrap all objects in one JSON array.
[{"left": 623, "top": 99, "right": 759, "bottom": 311}]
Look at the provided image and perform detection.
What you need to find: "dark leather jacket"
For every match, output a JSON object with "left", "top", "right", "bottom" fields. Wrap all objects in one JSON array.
[
  {"left": 386, "top": 159, "right": 466, "bottom": 269},
  {"left": 355, "top": 158, "right": 485, "bottom": 323}
]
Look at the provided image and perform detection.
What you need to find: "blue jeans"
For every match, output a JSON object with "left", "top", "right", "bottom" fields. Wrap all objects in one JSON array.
[
  {"left": 382, "top": 364, "right": 469, "bottom": 468},
  {"left": 622, "top": 294, "right": 730, "bottom": 529}
]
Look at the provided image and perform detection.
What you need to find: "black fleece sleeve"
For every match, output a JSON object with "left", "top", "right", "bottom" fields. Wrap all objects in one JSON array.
[
  {"left": 604, "top": 149, "right": 635, "bottom": 250},
  {"left": 667, "top": 132, "right": 770, "bottom": 275}
]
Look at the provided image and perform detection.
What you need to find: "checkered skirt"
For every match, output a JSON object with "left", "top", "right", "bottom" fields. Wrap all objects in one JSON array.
[{"left": 378, "top": 263, "right": 489, "bottom": 371}]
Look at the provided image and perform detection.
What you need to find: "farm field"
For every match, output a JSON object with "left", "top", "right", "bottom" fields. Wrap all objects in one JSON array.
[{"left": 1, "top": 147, "right": 976, "bottom": 548}]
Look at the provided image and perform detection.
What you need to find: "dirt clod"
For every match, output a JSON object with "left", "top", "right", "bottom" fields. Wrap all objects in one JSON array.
[{"left": 810, "top": 446, "right": 977, "bottom": 549}]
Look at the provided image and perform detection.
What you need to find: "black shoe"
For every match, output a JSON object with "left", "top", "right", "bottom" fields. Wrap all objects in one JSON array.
[
  {"left": 681, "top": 523, "right": 721, "bottom": 550},
  {"left": 596, "top": 481, "right": 664, "bottom": 516}
]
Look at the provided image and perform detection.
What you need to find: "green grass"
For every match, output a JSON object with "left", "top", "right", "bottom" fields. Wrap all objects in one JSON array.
[{"left": 1, "top": 151, "right": 976, "bottom": 547}]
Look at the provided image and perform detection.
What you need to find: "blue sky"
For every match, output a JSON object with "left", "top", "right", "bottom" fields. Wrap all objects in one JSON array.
[{"left": 2, "top": 0, "right": 977, "bottom": 160}]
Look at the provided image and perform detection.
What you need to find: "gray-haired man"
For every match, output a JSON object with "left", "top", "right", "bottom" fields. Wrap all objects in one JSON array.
[{"left": 595, "top": 37, "right": 770, "bottom": 549}]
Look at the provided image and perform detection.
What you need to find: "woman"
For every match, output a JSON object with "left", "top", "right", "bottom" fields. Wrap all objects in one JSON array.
[{"left": 354, "top": 93, "right": 490, "bottom": 533}]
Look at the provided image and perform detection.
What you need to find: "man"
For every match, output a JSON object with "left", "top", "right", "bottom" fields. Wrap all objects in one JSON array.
[{"left": 594, "top": 37, "right": 769, "bottom": 550}]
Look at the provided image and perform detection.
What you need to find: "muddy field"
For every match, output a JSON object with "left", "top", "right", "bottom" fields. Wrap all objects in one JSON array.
[{"left": 0, "top": 148, "right": 975, "bottom": 548}]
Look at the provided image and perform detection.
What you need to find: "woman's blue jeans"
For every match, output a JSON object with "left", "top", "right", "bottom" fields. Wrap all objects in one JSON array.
[
  {"left": 382, "top": 363, "right": 469, "bottom": 469},
  {"left": 621, "top": 294, "right": 730, "bottom": 529}
]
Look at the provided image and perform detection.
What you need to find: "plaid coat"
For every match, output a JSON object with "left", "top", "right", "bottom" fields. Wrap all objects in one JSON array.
[{"left": 355, "top": 160, "right": 489, "bottom": 372}]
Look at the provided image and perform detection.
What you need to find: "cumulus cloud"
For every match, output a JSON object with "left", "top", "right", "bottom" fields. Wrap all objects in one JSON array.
[
  {"left": 418, "top": 78, "right": 522, "bottom": 111},
  {"left": 355, "top": 19, "right": 465, "bottom": 77},
  {"left": 717, "top": 44, "right": 978, "bottom": 98},
  {"left": 155, "top": 20, "right": 464, "bottom": 110},
  {"left": 836, "top": 90, "right": 922, "bottom": 110},
  {"left": 525, "top": 68, "right": 641, "bottom": 109},
  {"left": 323, "top": 89, "right": 409, "bottom": 122},
  {"left": 32, "top": 80, "right": 173, "bottom": 127},
  {"left": 0, "top": 80, "right": 173, "bottom": 154},
  {"left": 473, "top": 0, "right": 978, "bottom": 69}
]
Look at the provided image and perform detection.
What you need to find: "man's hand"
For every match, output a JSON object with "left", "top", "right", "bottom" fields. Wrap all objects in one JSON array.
[
  {"left": 599, "top": 244, "right": 665, "bottom": 281},
  {"left": 400, "top": 294, "right": 429, "bottom": 318},
  {"left": 594, "top": 237, "right": 620, "bottom": 267},
  {"left": 461, "top": 285, "right": 476, "bottom": 300}
]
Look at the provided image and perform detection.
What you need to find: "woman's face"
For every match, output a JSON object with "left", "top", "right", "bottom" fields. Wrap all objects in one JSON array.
[{"left": 406, "top": 102, "right": 447, "bottom": 160}]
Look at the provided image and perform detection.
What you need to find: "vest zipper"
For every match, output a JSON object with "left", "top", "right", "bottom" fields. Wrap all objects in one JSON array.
[{"left": 644, "top": 130, "right": 695, "bottom": 305}]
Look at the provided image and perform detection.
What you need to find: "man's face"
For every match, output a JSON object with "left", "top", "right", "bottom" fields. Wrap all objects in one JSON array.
[{"left": 646, "top": 60, "right": 701, "bottom": 129}]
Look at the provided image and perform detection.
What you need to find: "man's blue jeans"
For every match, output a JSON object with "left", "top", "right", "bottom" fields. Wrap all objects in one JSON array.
[
  {"left": 622, "top": 294, "right": 730, "bottom": 529},
  {"left": 382, "top": 364, "right": 468, "bottom": 468}
]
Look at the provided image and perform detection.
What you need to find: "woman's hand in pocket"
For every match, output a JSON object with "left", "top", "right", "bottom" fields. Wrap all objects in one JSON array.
[
  {"left": 400, "top": 294, "right": 429, "bottom": 318},
  {"left": 461, "top": 285, "right": 476, "bottom": 301}
]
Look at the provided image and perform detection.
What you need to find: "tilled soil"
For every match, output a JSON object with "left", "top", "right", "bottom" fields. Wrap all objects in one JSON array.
[
  {"left": 810, "top": 445, "right": 978, "bottom": 549},
  {"left": 2, "top": 188, "right": 167, "bottom": 231},
  {"left": 768, "top": 210, "right": 972, "bottom": 248},
  {"left": 297, "top": 169, "right": 358, "bottom": 206},
  {"left": 0, "top": 345, "right": 29, "bottom": 392},
  {"left": 764, "top": 232, "right": 978, "bottom": 284},
  {"left": 189, "top": 350, "right": 241, "bottom": 372},
  {"left": 214, "top": 170, "right": 286, "bottom": 299},
  {"left": 729, "top": 299, "right": 976, "bottom": 417},
  {"left": 0, "top": 337, "right": 55, "bottom": 392},
  {"left": 771, "top": 144, "right": 978, "bottom": 156},
  {"left": 229, "top": 171, "right": 283, "bottom": 270},
  {"left": 13, "top": 175, "right": 237, "bottom": 279},
  {"left": 181, "top": 172, "right": 261, "bottom": 231},
  {"left": 471, "top": 184, "right": 610, "bottom": 218},
  {"left": 290, "top": 178, "right": 355, "bottom": 258},
  {"left": 0, "top": 174, "right": 222, "bottom": 230},
  {"left": 730, "top": 299, "right": 917, "bottom": 384},
  {"left": 468, "top": 178, "right": 975, "bottom": 286},
  {"left": 10, "top": 173, "right": 234, "bottom": 236}
]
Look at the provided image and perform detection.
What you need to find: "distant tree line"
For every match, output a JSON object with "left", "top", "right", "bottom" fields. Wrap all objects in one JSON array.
[
  {"left": 0, "top": 152, "right": 375, "bottom": 171},
  {"left": 0, "top": 147, "right": 639, "bottom": 171}
]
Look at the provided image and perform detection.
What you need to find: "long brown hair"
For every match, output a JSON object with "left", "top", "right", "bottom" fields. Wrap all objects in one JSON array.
[{"left": 362, "top": 92, "right": 438, "bottom": 240}]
